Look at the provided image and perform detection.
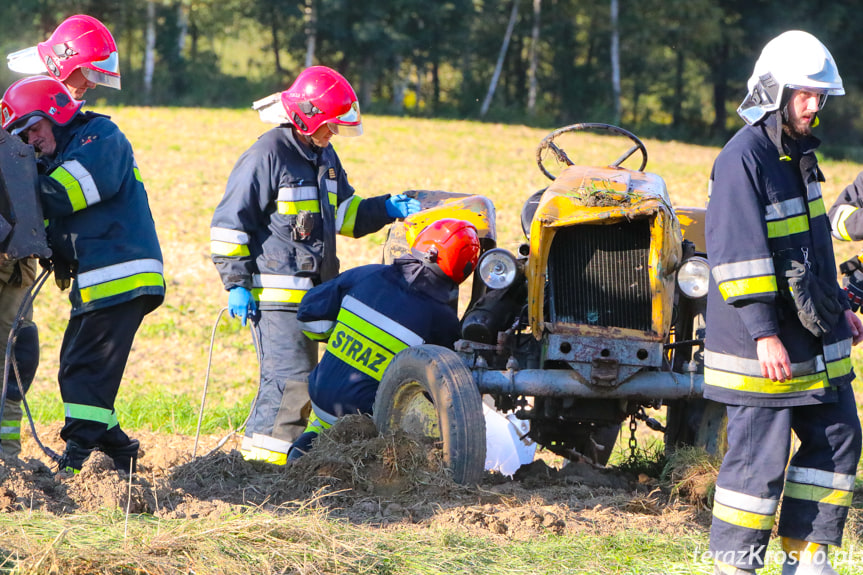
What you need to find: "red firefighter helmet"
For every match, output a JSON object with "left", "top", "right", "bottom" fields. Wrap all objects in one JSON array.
[
  {"left": 17, "top": 15, "right": 121, "bottom": 89},
  {"left": 281, "top": 66, "right": 362, "bottom": 137},
  {"left": 411, "top": 219, "right": 481, "bottom": 284},
  {"left": 1, "top": 76, "right": 83, "bottom": 134}
]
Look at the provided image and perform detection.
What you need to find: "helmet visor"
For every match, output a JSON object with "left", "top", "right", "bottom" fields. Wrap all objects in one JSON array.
[
  {"left": 6, "top": 46, "right": 46, "bottom": 74},
  {"left": 326, "top": 101, "right": 363, "bottom": 137},
  {"left": 82, "top": 65, "right": 121, "bottom": 89},
  {"left": 9, "top": 115, "right": 42, "bottom": 136},
  {"left": 786, "top": 85, "right": 829, "bottom": 110}
]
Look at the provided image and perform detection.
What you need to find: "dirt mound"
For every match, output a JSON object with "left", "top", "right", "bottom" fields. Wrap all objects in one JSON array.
[{"left": 4, "top": 415, "right": 711, "bottom": 538}]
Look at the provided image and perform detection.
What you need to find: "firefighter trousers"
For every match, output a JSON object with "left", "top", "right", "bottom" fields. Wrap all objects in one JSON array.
[
  {"left": 243, "top": 310, "right": 316, "bottom": 459},
  {"left": 0, "top": 259, "right": 39, "bottom": 456},
  {"left": 709, "top": 384, "right": 862, "bottom": 570},
  {"left": 58, "top": 296, "right": 156, "bottom": 450}
]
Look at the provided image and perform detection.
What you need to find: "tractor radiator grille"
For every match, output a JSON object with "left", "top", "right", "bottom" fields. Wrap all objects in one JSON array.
[{"left": 547, "top": 220, "right": 652, "bottom": 331}]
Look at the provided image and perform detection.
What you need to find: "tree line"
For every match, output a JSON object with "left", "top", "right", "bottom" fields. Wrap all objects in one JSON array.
[{"left": 3, "top": 0, "right": 863, "bottom": 147}]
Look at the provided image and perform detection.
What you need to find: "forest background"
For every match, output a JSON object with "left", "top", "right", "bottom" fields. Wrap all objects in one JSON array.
[{"left": 3, "top": 0, "right": 863, "bottom": 154}]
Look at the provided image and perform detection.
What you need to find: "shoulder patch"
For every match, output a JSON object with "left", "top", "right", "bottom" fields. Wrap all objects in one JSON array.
[{"left": 328, "top": 167, "right": 336, "bottom": 179}]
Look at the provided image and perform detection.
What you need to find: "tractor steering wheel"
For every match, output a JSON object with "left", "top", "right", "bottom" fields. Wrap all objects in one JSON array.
[{"left": 536, "top": 123, "right": 648, "bottom": 181}]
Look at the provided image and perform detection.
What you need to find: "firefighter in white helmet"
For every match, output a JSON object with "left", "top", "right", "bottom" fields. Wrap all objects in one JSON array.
[{"left": 706, "top": 30, "right": 862, "bottom": 575}]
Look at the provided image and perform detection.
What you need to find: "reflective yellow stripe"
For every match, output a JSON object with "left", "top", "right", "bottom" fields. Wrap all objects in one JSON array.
[
  {"left": 766, "top": 215, "right": 809, "bottom": 238},
  {"left": 0, "top": 420, "right": 20, "bottom": 440},
  {"left": 831, "top": 205, "right": 857, "bottom": 241},
  {"left": 277, "top": 199, "right": 321, "bottom": 215},
  {"left": 338, "top": 308, "right": 410, "bottom": 353},
  {"left": 240, "top": 446, "right": 287, "bottom": 465},
  {"left": 301, "top": 410, "right": 334, "bottom": 435},
  {"left": 336, "top": 196, "right": 362, "bottom": 238},
  {"left": 784, "top": 482, "right": 853, "bottom": 507},
  {"left": 326, "top": 323, "right": 403, "bottom": 380},
  {"left": 329, "top": 190, "right": 337, "bottom": 207},
  {"left": 717, "top": 275, "right": 777, "bottom": 300},
  {"left": 808, "top": 198, "right": 826, "bottom": 219},
  {"left": 704, "top": 367, "right": 830, "bottom": 394},
  {"left": 252, "top": 287, "right": 306, "bottom": 304},
  {"left": 79, "top": 272, "right": 164, "bottom": 304},
  {"left": 50, "top": 166, "right": 88, "bottom": 212},
  {"left": 133, "top": 167, "right": 142, "bottom": 182},
  {"left": 211, "top": 240, "right": 250, "bottom": 257},
  {"left": 826, "top": 357, "right": 852, "bottom": 380},
  {"left": 712, "top": 500, "right": 775, "bottom": 531},
  {"left": 65, "top": 402, "right": 119, "bottom": 429}
]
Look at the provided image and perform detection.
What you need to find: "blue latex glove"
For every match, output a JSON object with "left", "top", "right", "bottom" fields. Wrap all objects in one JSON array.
[
  {"left": 228, "top": 286, "right": 257, "bottom": 326},
  {"left": 386, "top": 194, "right": 421, "bottom": 219}
]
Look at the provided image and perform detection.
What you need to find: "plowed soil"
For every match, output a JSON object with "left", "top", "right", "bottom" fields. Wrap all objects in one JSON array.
[{"left": 1, "top": 416, "right": 714, "bottom": 541}]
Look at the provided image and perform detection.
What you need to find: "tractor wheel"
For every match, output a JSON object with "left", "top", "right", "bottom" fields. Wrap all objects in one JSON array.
[
  {"left": 373, "top": 344, "right": 486, "bottom": 485},
  {"left": 664, "top": 398, "right": 728, "bottom": 457}
]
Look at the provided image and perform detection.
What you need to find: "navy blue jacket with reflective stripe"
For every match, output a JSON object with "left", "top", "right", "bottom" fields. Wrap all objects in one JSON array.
[
  {"left": 297, "top": 256, "right": 461, "bottom": 417},
  {"left": 38, "top": 112, "right": 165, "bottom": 317},
  {"left": 210, "top": 126, "right": 393, "bottom": 310},
  {"left": 704, "top": 113, "right": 853, "bottom": 407},
  {"left": 828, "top": 170, "right": 863, "bottom": 241}
]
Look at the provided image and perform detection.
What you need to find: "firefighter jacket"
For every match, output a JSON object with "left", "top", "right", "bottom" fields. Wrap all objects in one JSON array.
[
  {"left": 704, "top": 113, "right": 854, "bottom": 407},
  {"left": 297, "top": 255, "right": 462, "bottom": 417},
  {"left": 38, "top": 111, "right": 165, "bottom": 318},
  {"left": 829, "top": 170, "right": 863, "bottom": 241},
  {"left": 210, "top": 126, "right": 393, "bottom": 310}
]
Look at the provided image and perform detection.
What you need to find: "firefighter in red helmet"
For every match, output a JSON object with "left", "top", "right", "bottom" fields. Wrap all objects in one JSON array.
[
  {"left": 1, "top": 76, "right": 164, "bottom": 473},
  {"left": 0, "top": 15, "right": 122, "bottom": 459},
  {"left": 210, "top": 66, "right": 421, "bottom": 465},
  {"left": 7, "top": 14, "right": 121, "bottom": 99},
  {"left": 287, "top": 219, "right": 481, "bottom": 460}
]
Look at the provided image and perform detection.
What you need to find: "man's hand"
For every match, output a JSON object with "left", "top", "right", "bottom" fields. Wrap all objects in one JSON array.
[
  {"left": 385, "top": 194, "right": 421, "bottom": 219},
  {"left": 845, "top": 308, "right": 863, "bottom": 346},
  {"left": 228, "top": 286, "right": 257, "bottom": 326},
  {"left": 756, "top": 334, "right": 792, "bottom": 382}
]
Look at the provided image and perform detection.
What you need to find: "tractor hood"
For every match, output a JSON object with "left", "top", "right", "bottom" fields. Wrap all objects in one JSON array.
[{"left": 526, "top": 165, "right": 683, "bottom": 338}]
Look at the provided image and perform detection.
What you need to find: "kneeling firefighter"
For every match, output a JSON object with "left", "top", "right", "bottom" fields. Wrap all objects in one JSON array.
[{"left": 287, "top": 219, "right": 481, "bottom": 459}]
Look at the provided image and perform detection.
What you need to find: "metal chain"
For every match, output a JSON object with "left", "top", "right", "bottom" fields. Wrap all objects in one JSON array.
[{"left": 628, "top": 414, "right": 638, "bottom": 460}]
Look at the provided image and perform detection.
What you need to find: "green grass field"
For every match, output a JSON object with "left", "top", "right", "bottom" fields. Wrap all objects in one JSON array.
[{"left": 9, "top": 110, "right": 863, "bottom": 574}]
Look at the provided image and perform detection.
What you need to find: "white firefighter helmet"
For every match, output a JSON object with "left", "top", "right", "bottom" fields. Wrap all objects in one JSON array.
[{"left": 737, "top": 30, "right": 844, "bottom": 125}]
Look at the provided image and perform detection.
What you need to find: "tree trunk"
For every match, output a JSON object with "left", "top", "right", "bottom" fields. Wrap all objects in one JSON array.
[
  {"left": 177, "top": 1, "right": 187, "bottom": 58},
  {"left": 431, "top": 57, "right": 440, "bottom": 113},
  {"left": 527, "top": 0, "right": 541, "bottom": 115},
  {"left": 480, "top": 0, "right": 519, "bottom": 117},
  {"left": 673, "top": 47, "right": 684, "bottom": 128},
  {"left": 304, "top": 0, "right": 317, "bottom": 68},
  {"left": 270, "top": 5, "right": 284, "bottom": 76},
  {"left": 711, "top": 40, "right": 730, "bottom": 137},
  {"left": 144, "top": 0, "right": 156, "bottom": 104},
  {"left": 610, "top": 0, "right": 621, "bottom": 124},
  {"left": 392, "top": 55, "right": 406, "bottom": 113}
]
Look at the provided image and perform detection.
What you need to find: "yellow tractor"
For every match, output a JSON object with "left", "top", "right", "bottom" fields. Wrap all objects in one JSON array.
[{"left": 374, "top": 123, "right": 722, "bottom": 484}]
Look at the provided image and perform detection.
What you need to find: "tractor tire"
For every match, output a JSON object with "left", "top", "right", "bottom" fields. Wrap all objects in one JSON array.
[
  {"left": 373, "top": 344, "right": 486, "bottom": 485},
  {"left": 664, "top": 398, "right": 728, "bottom": 457}
]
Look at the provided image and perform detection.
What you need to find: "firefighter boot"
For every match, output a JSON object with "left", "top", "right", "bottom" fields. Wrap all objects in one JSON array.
[
  {"left": 780, "top": 538, "right": 838, "bottom": 575},
  {"left": 102, "top": 438, "right": 140, "bottom": 474},
  {"left": 0, "top": 399, "right": 23, "bottom": 458},
  {"left": 56, "top": 440, "right": 94, "bottom": 474},
  {"left": 714, "top": 560, "right": 755, "bottom": 575}
]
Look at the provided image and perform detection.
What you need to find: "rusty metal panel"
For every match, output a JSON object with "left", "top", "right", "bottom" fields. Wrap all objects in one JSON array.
[{"left": 0, "top": 132, "right": 51, "bottom": 260}]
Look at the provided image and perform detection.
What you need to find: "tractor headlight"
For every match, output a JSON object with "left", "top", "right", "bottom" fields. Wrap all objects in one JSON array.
[
  {"left": 478, "top": 248, "right": 518, "bottom": 290},
  {"left": 677, "top": 256, "right": 710, "bottom": 299}
]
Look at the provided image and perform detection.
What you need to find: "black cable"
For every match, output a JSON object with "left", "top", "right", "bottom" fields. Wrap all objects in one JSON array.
[{"left": 0, "top": 264, "right": 59, "bottom": 462}]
